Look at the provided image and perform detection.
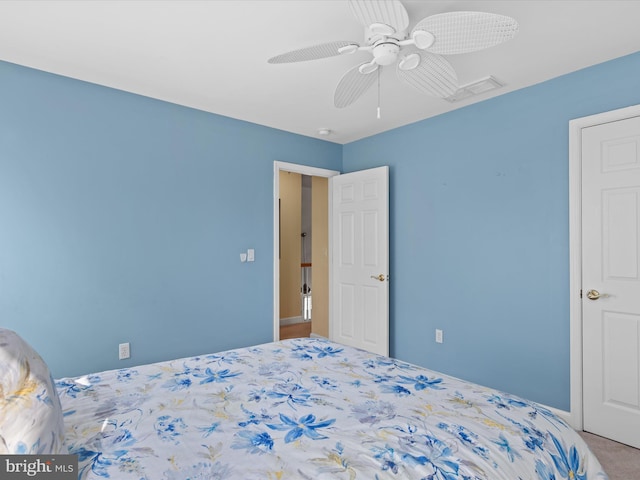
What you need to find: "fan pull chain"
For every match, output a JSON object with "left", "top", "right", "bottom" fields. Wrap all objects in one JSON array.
[{"left": 377, "top": 68, "right": 381, "bottom": 119}]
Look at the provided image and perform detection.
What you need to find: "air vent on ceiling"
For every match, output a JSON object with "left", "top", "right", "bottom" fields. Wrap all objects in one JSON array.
[{"left": 445, "top": 76, "right": 503, "bottom": 103}]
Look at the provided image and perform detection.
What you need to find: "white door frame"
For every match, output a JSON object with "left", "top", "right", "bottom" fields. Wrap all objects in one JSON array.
[
  {"left": 273, "top": 161, "right": 340, "bottom": 341},
  {"left": 568, "top": 103, "right": 640, "bottom": 430}
]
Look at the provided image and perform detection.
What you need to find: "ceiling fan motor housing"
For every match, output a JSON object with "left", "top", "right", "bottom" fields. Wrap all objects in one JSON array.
[{"left": 373, "top": 42, "right": 400, "bottom": 66}]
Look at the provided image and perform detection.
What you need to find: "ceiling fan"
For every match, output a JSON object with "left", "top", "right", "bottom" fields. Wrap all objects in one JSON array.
[{"left": 268, "top": 0, "right": 519, "bottom": 109}]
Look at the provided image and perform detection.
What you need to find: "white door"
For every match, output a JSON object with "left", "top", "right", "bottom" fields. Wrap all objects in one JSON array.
[
  {"left": 330, "top": 166, "right": 389, "bottom": 356},
  {"left": 582, "top": 115, "right": 640, "bottom": 448}
]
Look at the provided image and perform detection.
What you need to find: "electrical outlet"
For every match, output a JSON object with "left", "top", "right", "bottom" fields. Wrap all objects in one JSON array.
[
  {"left": 435, "top": 329, "right": 443, "bottom": 344},
  {"left": 119, "top": 342, "right": 130, "bottom": 360}
]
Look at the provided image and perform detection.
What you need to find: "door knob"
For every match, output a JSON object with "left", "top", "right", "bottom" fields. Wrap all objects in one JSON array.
[
  {"left": 370, "top": 274, "right": 387, "bottom": 282},
  {"left": 586, "top": 289, "right": 609, "bottom": 300}
]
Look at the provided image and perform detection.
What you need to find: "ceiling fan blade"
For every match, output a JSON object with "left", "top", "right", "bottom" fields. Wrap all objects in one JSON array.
[
  {"left": 334, "top": 63, "right": 378, "bottom": 108},
  {"left": 268, "top": 40, "right": 360, "bottom": 63},
  {"left": 397, "top": 50, "right": 458, "bottom": 98},
  {"left": 412, "top": 11, "right": 518, "bottom": 55},
  {"left": 348, "top": 0, "right": 409, "bottom": 34}
]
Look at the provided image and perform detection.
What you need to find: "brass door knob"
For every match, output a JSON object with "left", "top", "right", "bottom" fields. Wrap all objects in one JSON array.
[
  {"left": 586, "top": 289, "right": 609, "bottom": 300},
  {"left": 370, "top": 274, "right": 387, "bottom": 282}
]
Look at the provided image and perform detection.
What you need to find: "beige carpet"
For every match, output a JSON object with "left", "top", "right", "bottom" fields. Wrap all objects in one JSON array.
[{"left": 578, "top": 431, "right": 640, "bottom": 479}]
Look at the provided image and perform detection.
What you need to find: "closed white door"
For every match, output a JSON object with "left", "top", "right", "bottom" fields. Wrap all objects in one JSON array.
[
  {"left": 330, "top": 166, "right": 389, "bottom": 356},
  {"left": 582, "top": 115, "right": 640, "bottom": 448}
]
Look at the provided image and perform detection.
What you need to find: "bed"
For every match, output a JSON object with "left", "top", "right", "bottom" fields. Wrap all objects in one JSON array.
[{"left": 1, "top": 328, "right": 607, "bottom": 479}]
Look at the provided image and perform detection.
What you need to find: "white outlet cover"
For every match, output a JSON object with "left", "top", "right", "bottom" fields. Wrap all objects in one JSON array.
[{"left": 119, "top": 342, "right": 130, "bottom": 360}]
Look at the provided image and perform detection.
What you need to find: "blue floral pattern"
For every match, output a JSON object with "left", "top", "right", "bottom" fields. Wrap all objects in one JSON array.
[{"left": 55, "top": 338, "right": 608, "bottom": 479}]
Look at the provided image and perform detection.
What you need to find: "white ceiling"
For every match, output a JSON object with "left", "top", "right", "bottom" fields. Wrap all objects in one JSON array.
[{"left": 1, "top": 1, "right": 639, "bottom": 144}]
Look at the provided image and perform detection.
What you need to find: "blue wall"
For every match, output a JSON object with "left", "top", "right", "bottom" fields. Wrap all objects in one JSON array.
[
  {"left": 3, "top": 50, "right": 640, "bottom": 411},
  {"left": 343, "top": 51, "right": 640, "bottom": 411},
  {"left": 0, "top": 61, "right": 341, "bottom": 377}
]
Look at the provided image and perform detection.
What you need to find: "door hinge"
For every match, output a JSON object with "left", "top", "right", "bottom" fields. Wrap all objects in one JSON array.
[{"left": 579, "top": 289, "right": 583, "bottom": 299}]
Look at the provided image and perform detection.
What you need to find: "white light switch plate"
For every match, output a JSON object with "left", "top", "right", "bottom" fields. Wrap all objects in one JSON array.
[{"left": 247, "top": 249, "right": 255, "bottom": 262}]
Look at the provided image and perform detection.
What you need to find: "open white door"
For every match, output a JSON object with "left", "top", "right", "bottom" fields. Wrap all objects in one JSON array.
[
  {"left": 582, "top": 114, "right": 640, "bottom": 448},
  {"left": 330, "top": 166, "right": 389, "bottom": 356}
]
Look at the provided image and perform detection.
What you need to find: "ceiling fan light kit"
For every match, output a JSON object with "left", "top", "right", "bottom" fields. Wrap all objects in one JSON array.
[
  {"left": 359, "top": 61, "right": 379, "bottom": 75},
  {"left": 369, "top": 22, "right": 396, "bottom": 36},
  {"left": 268, "top": 0, "right": 518, "bottom": 111},
  {"left": 398, "top": 53, "right": 420, "bottom": 71},
  {"left": 337, "top": 44, "right": 360, "bottom": 55},
  {"left": 412, "top": 30, "right": 435, "bottom": 50},
  {"left": 372, "top": 42, "right": 400, "bottom": 66}
]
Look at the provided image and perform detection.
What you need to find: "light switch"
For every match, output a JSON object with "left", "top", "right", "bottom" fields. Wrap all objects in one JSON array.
[{"left": 247, "top": 249, "right": 255, "bottom": 262}]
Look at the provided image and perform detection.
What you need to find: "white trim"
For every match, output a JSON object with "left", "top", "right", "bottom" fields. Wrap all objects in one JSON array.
[
  {"left": 275, "top": 161, "right": 340, "bottom": 178},
  {"left": 568, "top": 103, "right": 640, "bottom": 430},
  {"left": 568, "top": 115, "right": 583, "bottom": 430},
  {"left": 273, "top": 161, "right": 340, "bottom": 342}
]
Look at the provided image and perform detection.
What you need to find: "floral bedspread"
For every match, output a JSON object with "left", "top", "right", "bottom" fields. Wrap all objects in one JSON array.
[{"left": 55, "top": 338, "right": 607, "bottom": 479}]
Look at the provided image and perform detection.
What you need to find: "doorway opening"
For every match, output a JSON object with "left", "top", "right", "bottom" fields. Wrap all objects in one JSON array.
[
  {"left": 273, "top": 161, "right": 340, "bottom": 342},
  {"left": 279, "top": 172, "right": 315, "bottom": 340}
]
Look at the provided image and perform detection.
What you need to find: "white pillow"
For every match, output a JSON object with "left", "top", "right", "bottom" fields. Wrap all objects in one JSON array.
[{"left": 0, "top": 328, "right": 66, "bottom": 454}]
